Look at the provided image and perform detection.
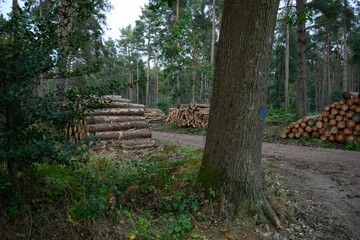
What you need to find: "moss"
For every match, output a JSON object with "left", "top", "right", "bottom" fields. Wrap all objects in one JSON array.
[{"left": 197, "top": 154, "right": 224, "bottom": 196}]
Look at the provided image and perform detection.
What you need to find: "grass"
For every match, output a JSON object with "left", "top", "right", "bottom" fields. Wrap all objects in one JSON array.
[
  {"left": 151, "top": 123, "right": 207, "bottom": 136},
  {"left": 0, "top": 141, "right": 290, "bottom": 239}
]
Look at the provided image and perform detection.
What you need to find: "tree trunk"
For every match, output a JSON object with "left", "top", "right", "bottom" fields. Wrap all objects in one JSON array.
[
  {"left": 9, "top": 0, "right": 20, "bottom": 194},
  {"left": 146, "top": 30, "right": 151, "bottom": 108},
  {"left": 55, "top": 0, "right": 69, "bottom": 97},
  {"left": 136, "top": 45, "right": 139, "bottom": 103},
  {"left": 296, "top": 0, "right": 308, "bottom": 119},
  {"left": 38, "top": 0, "right": 45, "bottom": 97},
  {"left": 12, "top": 0, "right": 18, "bottom": 14},
  {"left": 210, "top": 0, "right": 216, "bottom": 65},
  {"left": 155, "top": 48, "right": 159, "bottom": 104},
  {"left": 342, "top": 25, "right": 348, "bottom": 92},
  {"left": 176, "top": 0, "right": 180, "bottom": 104},
  {"left": 326, "top": 28, "right": 331, "bottom": 100},
  {"left": 284, "top": 0, "right": 292, "bottom": 111},
  {"left": 128, "top": 47, "right": 133, "bottom": 101},
  {"left": 198, "top": 0, "right": 281, "bottom": 225},
  {"left": 321, "top": 45, "right": 327, "bottom": 110}
]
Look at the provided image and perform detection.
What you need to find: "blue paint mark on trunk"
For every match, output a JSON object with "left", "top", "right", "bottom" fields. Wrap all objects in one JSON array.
[{"left": 258, "top": 107, "right": 266, "bottom": 119}]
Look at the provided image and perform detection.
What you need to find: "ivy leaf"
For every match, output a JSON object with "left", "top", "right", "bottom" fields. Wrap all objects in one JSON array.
[{"left": 190, "top": 233, "right": 202, "bottom": 239}]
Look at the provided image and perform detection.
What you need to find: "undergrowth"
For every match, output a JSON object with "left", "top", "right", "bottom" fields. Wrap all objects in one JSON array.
[
  {"left": 0, "top": 143, "right": 288, "bottom": 239},
  {"left": 0, "top": 145, "right": 206, "bottom": 239},
  {"left": 151, "top": 124, "right": 207, "bottom": 136}
]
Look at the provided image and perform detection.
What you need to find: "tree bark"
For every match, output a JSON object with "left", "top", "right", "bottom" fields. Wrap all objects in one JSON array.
[
  {"left": 87, "top": 121, "right": 149, "bottom": 132},
  {"left": 12, "top": 0, "right": 18, "bottom": 14},
  {"left": 86, "top": 116, "right": 146, "bottom": 125},
  {"left": 326, "top": 28, "right": 331, "bottom": 100},
  {"left": 55, "top": 0, "right": 68, "bottom": 97},
  {"left": 155, "top": 48, "right": 159, "bottom": 104},
  {"left": 89, "top": 129, "right": 151, "bottom": 140},
  {"left": 210, "top": 0, "right": 216, "bottom": 65},
  {"left": 136, "top": 45, "right": 139, "bottom": 103},
  {"left": 284, "top": 0, "right": 292, "bottom": 111},
  {"left": 296, "top": 0, "right": 308, "bottom": 119},
  {"left": 198, "top": 0, "right": 281, "bottom": 225},
  {"left": 321, "top": 45, "right": 327, "bottom": 110},
  {"left": 88, "top": 108, "right": 144, "bottom": 116},
  {"left": 8, "top": 0, "right": 20, "bottom": 194},
  {"left": 146, "top": 30, "right": 151, "bottom": 108},
  {"left": 342, "top": 25, "right": 348, "bottom": 92}
]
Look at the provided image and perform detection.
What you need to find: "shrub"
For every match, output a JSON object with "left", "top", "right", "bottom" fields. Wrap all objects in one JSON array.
[{"left": 156, "top": 97, "right": 171, "bottom": 115}]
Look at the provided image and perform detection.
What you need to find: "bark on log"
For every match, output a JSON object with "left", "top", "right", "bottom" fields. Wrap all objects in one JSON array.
[
  {"left": 88, "top": 108, "right": 145, "bottom": 116},
  {"left": 87, "top": 121, "right": 149, "bottom": 132},
  {"left": 87, "top": 102, "right": 145, "bottom": 109},
  {"left": 89, "top": 129, "right": 151, "bottom": 140},
  {"left": 86, "top": 116, "right": 146, "bottom": 124},
  {"left": 98, "top": 95, "right": 131, "bottom": 102}
]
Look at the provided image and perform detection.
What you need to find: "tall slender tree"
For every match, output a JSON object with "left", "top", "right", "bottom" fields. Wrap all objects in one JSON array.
[
  {"left": 296, "top": 0, "right": 308, "bottom": 118},
  {"left": 285, "top": 0, "right": 292, "bottom": 111}
]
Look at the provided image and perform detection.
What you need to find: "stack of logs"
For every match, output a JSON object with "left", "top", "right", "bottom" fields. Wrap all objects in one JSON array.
[
  {"left": 281, "top": 92, "right": 360, "bottom": 143},
  {"left": 65, "top": 99, "right": 87, "bottom": 143},
  {"left": 86, "top": 95, "right": 155, "bottom": 149},
  {"left": 144, "top": 109, "right": 167, "bottom": 128},
  {"left": 166, "top": 103, "right": 210, "bottom": 128}
]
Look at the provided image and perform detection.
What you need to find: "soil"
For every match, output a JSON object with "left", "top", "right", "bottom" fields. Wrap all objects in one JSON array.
[{"left": 152, "top": 131, "right": 360, "bottom": 240}]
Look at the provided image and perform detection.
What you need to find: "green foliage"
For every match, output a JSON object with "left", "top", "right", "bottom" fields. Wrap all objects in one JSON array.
[
  {"left": 161, "top": 213, "right": 192, "bottom": 239},
  {"left": 344, "top": 141, "right": 360, "bottom": 152},
  {"left": 285, "top": 10, "right": 314, "bottom": 26},
  {"left": 186, "top": 127, "right": 207, "bottom": 136},
  {"left": 0, "top": 1, "right": 117, "bottom": 193},
  {"left": 0, "top": 143, "right": 206, "bottom": 238},
  {"left": 265, "top": 108, "right": 296, "bottom": 125},
  {"left": 156, "top": 97, "right": 171, "bottom": 115}
]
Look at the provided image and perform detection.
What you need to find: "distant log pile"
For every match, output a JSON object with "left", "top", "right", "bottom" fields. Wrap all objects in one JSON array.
[
  {"left": 66, "top": 118, "right": 87, "bottom": 143},
  {"left": 144, "top": 109, "right": 167, "bottom": 128},
  {"left": 281, "top": 92, "right": 360, "bottom": 143},
  {"left": 65, "top": 99, "right": 87, "bottom": 143},
  {"left": 166, "top": 103, "right": 210, "bottom": 128},
  {"left": 86, "top": 95, "right": 155, "bottom": 149}
]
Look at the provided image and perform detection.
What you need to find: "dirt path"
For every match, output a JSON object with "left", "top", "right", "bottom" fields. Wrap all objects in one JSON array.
[{"left": 152, "top": 131, "right": 360, "bottom": 239}]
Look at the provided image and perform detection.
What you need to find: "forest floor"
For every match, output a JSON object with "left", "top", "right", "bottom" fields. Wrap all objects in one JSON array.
[{"left": 152, "top": 128, "right": 360, "bottom": 240}]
